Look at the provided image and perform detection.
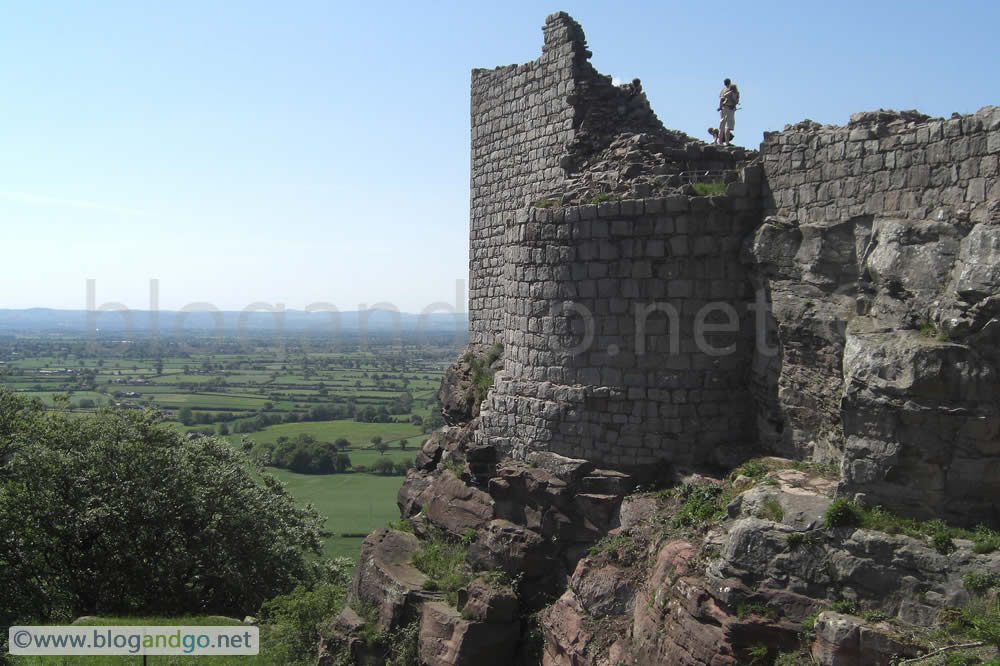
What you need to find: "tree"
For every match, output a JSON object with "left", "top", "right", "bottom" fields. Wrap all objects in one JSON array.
[
  {"left": 179, "top": 406, "right": 194, "bottom": 426},
  {"left": 334, "top": 437, "right": 350, "bottom": 451},
  {"left": 218, "top": 422, "right": 230, "bottom": 436},
  {"left": 370, "top": 435, "right": 383, "bottom": 447},
  {"left": 399, "top": 439, "right": 408, "bottom": 450},
  {"left": 333, "top": 453, "right": 352, "bottom": 473},
  {"left": 375, "top": 441, "right": 389, "bottom": 456},
  {"left": 0, "top": 388, "right": 328, "bottom": 626},
  {"left": 371, "top": 458, "right": 395, "bottom": 475}
]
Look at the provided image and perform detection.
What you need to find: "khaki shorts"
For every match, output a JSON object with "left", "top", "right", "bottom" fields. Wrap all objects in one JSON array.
[{"left": 720, "top": 107, "right": 735, "bottom": 131}]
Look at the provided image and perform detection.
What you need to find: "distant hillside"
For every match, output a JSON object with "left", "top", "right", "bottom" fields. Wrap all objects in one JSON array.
[{"left": 0, "top": 308, "right": 468, "bottom": 335}]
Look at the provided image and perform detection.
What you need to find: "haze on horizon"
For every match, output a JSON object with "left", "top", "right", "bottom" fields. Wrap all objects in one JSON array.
[{"left": 2, "top": 0, "right": 996, "bottom": 313}]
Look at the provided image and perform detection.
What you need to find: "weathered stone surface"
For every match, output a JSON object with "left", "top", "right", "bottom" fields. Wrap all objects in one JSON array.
[
  {"left": 540, "top": 590, "right": 594, "bottom": 666},
  {"left": 438, "top": 359, "right": 474, "bottom": 425},
  {"left": 810, "top": 612, "right": 920, "bottom": 666},
  {"left": 466, "top": 518, "right": 550, "bottom": 579},
  {"left": 349, "top": 529, "right": 432, "bottom": 632},
  {"left": 418, "top": 601, "right": 519, "bottom": 666},
  {"left": 455, "top": 579, "right": 518, "bottom": 624},
  {"left": 318, "top": 606, "right": 384, "bottom": 666},
  {"left": 727, "top": 466, "right": 836, "bottom": 530},
  {"left": 614, "top": 494, "right": 659, "bottom": 531},
  {"left": 397, "top": 470, "right": 433, "bottom": 518},
  {"left": 397, "top": 467, "right": 494, "bottom": 537},
  {"left": 424, "top": 470, "right": 494, "bottom": 537},
  {"left": 569, "top": 559, "right": 636, "bottom": 617},
  {"left": 525, "top": 451, "right": 594, "bottom": 484}
]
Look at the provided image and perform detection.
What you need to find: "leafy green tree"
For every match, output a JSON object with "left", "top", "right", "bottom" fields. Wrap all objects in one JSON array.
[
  {"left": 333, "top": 453, "right": 351, "bottom": 473},
  {"left": 0, "top": 388, "right": 328, "bottom": 625},
  {"left": 179, "top": 406, "right": 194, "bottom": 426},
  {"left": 372, "top": 458, "right": 395, "bottom": 475},
  {"left": 399, "top": 439, "right": 408, "bottom": 450},
  {"left": 334, "top": 437, "right": 350, "bottom": 451}
]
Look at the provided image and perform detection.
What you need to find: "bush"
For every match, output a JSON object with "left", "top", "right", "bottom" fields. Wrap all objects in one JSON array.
[
  {"left": 411, "top": 533, "right": 472, "bottom": 606},
  {"left": 823, "top": 498, "right": 863, "bottom": 529},
  {"left": 735, "top": 600, "right": 777, "bottom": 619},
  {"left": 963, "top": 570, "right": 1000, "bottom": 595},
  {"left": 0, "top": 388, "right": 329, "bottom": 626},
  {"left": 732, "top": 459, "right": 769, "bottom": 479},
  {"left": 933, "top": 529, "right": 957, "bottom": 554},
  {"left": 672, "top": 482, "right": 729, "bottom": 529},
  {"left": 832, "top": 600, "right": 859, "bottom": 615},
  {"left": 862, "top": 609, "right": 888, "bottom": 622},
  {"left": 759, "top": 498, "right": 784, "bottom": 522},
  {"left": 257, "top": 558, "right": 353, "bottom": 664},
  {"left": 973, "top": 524, "right": 1000, "bottom": 554},
  {"left": 691, "top": 182, "right": 728, "bottom": 196},
  {"left": 463, "top": 344, "right": 503, "bottom": 412}
]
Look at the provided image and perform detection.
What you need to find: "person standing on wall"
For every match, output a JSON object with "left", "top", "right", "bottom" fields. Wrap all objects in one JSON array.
[{"left": 718, "top": 78, "right": 739, "bottom": 146}]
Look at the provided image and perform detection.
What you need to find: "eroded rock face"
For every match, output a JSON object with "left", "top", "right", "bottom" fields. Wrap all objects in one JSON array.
[
  {"left": 419, "top": 601, "right": 520, "bottom": 666},
  {"left": 751, "top": 207, "right": 1000, "bottom": 525},
  {"left": 438, "top": 358, "right": 475, "bottom": 425},
  {"left": 350, "top": 529, "right": 433, "bottom": 632},
  {"left": 810, "top": 612, "right": 920, "bottom": 666},
  {"left": 751, "top": 107, "right": 1000, "bottom": 524}
]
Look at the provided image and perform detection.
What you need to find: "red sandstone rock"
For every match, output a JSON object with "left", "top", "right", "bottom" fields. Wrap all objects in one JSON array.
[
  {"left": 418, "top": 601, "right": 519, "bottom": 666},
  {"left": 350, "top": 529, "right": 433, "bottom": 632}
]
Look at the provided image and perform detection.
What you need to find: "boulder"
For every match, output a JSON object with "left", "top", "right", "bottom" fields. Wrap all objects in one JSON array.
[
  {"left": 466, "top": 518, "right": 550, "bottom": 579},
  {"left": 456, "top": 579, "right": 518, "bottom": 623},
  {"left": 614, "top": 494, "right": 659, "bottom": 531},
  {"left": 418, "top": 601, "right": 519, "bottom": 666},
  {"left": 540, "top": 590, "right": 594, "bottom": 666},
  {"left": 424, "top": 470, "right": 495, "bottom": 537},
  {"left": 810, "top": 612, "right": 920, "bottom": 666},
  {"left": 569, "top": 559, "right": 637, "bottom": 617},
  {"left": 438, "top": 360, "right": 475, "bottom": 425},
  {"left": 350, "top": 529, "right": 434, "bottom": 632},
  {"left": 525, "top": 451, "right": 594, "bottom": 484}
]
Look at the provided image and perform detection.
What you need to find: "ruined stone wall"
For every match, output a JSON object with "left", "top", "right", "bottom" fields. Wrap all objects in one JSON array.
[
  {"left": 754, "top": 107, "right": 1000, "bottom": 524},
  {"left": 477, "top": 184, "right": 762, "bottom": 469},
  {"left": 762, "top": 109, "right": 999, "bottom": 224},
  {"left": 469, "top": 11, "right": 999, "bottom": 523},
  {"left": 469, "top": 12, "right": 667, "bottom": 348},
  {"left": 468, "top": 14, "right": 583, "bottom": 348}
]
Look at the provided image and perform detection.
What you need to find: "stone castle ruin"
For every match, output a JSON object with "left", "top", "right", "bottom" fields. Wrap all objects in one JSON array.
[
  {"left": 469, "top": 12, "right": 1000, "bottom": 526},
  {"left": 329, "top": 14, "right": 1000, "bottom": 665}
]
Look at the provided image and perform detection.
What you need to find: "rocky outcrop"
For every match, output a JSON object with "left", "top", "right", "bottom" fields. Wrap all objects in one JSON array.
[
  {"left": 537, "top": 463, "right": 1000, "bottom": 665},
  {"left": 750, "top": 197, "right": 1000, "bottom": 525},
  {"left": 350, "top": 529, "right": 434, "bottom": 632},
  {"left": 751, "top": 107, "right": 1000, "bottom": 525},
  {"left": 810, "top": 612, "right": 921, "bottom": 665},
  {"left": 419, "top": 601, "right": 520, "bottom": 666}
]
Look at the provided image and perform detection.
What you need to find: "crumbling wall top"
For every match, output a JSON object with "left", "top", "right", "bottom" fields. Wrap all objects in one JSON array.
[{"left": 542, "top": 11, "right": 590, "bottom": 60}]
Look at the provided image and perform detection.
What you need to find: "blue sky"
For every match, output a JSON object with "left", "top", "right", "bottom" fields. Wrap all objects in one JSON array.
[{"left": 1, "top": 1, "right": 996, "bottom": 313}]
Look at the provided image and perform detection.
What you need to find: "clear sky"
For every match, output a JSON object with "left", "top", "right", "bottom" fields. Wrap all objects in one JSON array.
[{"left": 1, "top": 1, "right": 996, "bottom": 313}]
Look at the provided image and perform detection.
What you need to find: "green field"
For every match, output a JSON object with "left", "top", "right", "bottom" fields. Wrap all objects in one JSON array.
[
  {"left": 225, "top": 419, "right": 424, "bottom": 448},
  {"left": 266, "top": 468, "right": 411, "bottom": 559},
  {"left": 1, "top": 338, "right": 454, "bottom": 564}
]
